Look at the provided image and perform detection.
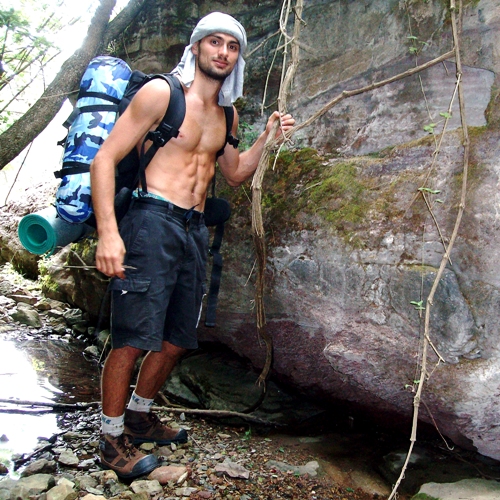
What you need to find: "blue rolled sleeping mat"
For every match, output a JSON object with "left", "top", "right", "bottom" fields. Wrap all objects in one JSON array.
[{"left": 18, "top": 56, "right": 132, "bottom": 255}]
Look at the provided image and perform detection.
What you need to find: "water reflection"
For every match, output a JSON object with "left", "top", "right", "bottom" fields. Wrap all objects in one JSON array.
[{"left": 0, "top": 337, "right": 100, "bottom": 472}]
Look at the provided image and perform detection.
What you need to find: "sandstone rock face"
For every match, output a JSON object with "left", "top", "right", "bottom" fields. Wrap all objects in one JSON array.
[
  {"left": 199, "top": 127, "right": 500, "bottom": 460},
  {"left": 120, "top": 0, "right": 499, "bottom": 154}
]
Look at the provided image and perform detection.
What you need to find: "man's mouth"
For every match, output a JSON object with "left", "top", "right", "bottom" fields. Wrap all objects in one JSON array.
[{"left": 213, "top": 59, "right": 228, "bottom": 68}]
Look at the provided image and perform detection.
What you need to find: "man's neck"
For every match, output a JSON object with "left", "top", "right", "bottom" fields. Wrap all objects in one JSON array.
[{"left": 188, "top": 72, "right": 224, "bottom": 106}]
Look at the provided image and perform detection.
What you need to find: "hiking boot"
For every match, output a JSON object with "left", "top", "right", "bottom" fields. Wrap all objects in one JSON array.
[
  {"left": 124, "top": 409, "right": 188, "bottom": 445},
  {"left": 99, "top": 433, "right": 158, "bottom": 479}
]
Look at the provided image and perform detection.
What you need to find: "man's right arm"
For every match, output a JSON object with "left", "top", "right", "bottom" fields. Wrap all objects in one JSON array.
[{"left": 90, "top": 79, "right": 172, "bottom": 278}]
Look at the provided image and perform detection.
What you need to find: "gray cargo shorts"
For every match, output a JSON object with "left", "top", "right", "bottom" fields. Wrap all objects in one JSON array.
[{"left": 108, "top": 197, "right": 209, "bottom": 351}]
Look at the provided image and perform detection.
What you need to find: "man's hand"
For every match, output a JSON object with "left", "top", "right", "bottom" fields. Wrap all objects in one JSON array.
[
  {"left": 95, "top": 232, "right": 127, "bottom": 279},
  {"left": 266, "top": 111, "right": 295, "bottom": 141}
]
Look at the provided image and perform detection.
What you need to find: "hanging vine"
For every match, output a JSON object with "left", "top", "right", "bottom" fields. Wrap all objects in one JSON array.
[
  {"left": 388, "top": 0, "right": 469, "bottom": 497},
  {"left": 250, "top": 0, "right": 304, "bottom": 392}
]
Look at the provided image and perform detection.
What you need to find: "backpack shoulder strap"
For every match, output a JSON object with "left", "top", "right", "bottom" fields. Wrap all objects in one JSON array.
[
  {"left": 138, "top": 73, "right": 186, "bottom": 192},
  {"left": 215, "top": 105, "right": 239, "bottom": 159}
]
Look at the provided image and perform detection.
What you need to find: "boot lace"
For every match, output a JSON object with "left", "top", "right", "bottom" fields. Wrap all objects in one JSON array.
[{"left": 116, "top": 434, "right": 138, "bottom": 458}]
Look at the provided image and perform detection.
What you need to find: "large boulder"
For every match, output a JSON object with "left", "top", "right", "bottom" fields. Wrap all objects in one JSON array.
[{"left": 198, "top": 127, "right": 500, "bottom": 460}]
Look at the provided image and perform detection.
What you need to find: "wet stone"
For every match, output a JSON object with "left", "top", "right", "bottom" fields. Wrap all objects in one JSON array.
[
  {"left": 17, "top": 473, "right": 56, "bottom": 493},
  {"left": 58, "top": 450, "right": 79, "bottom": 466},
  {"left": 139, "top": 442, "right": 155, "bottom": 452},
  {"left": 63, "top": 431, "right": 88, "bottom": 441},
  {"left": 148, "top": 465, "right": 188, "bottom": 484},
  {"left": 46, "top": 481, "right": 75, "bottom": 500},
  {"left": 72, "top": 321, "right": 89, "bottom": 334},
  {"left": 48, "top": 316, "right": 69, "bottom": 334},
  {"left": 47, "top": 309, "right": 64, "bottom": 318},
  {"left": 84, "top": 345, "right": 99, "bottom": 358},
  {"left": 176, "top": 486, "right": 198, "bottom": 496},
  {"left": 21, "top": 458, "right": 57, "bottom": 477},
  {"left": 35, "top": 298, "right": 53, "bottom": 311},
  {"left": 130, "top": 479, "right": 163, "bottom": 495},
  {"left": 63, "top": 308, "right": 84, "bottom": 326},
  {"left": 10, "top": 305, "right": 42, "bottom": 328},
  {"left": 265, "top": 459, "right": 320, "bottom": 477},
  {"left": 8, "top": 294, "right": 37, "bottom": 305}
]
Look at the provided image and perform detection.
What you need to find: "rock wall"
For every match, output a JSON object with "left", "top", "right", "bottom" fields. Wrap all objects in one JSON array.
[
  {"left": 197, "top": 124, "right": 500, "bottom": 459},
  {"left": 117, "top": 0, "right": 499, "bottom": 154}
]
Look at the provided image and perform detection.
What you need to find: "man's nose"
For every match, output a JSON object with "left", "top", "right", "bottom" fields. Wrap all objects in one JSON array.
[{"left": 218, "top": 44, "right": 229, "bottom": 58}]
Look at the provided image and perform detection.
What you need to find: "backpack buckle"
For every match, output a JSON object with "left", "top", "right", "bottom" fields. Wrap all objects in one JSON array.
[
  {"left": 227, "top": 134, "right": 239, "bottom": 149},
  {"left": 146, "top": 123, "right": 180, "bottom": 147}
]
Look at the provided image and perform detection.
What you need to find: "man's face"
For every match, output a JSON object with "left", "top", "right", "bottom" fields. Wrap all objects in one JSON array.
[{"left": 193, "top": 33, "right": 240, "bottom": 81}]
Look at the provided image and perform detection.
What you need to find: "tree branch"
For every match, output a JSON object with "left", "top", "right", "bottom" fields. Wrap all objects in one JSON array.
[
  {"left": 102, "top": 0, "right": 148, "bottom": 48},
  {"left": 0, "top": 0, "right": 117, "bottom": 170}
]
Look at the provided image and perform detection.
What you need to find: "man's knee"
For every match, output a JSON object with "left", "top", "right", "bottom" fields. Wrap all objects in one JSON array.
[
  {"left": 161, "top": 341, "right": 187, "bottom": 360},
  {"left": 107, "top": 345, "right": 145, "bottom": 367}
]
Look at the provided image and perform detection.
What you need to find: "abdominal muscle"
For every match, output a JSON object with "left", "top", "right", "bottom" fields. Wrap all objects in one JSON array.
[{"left": 141, "top": 139, "right": 217, "bottom": 212}]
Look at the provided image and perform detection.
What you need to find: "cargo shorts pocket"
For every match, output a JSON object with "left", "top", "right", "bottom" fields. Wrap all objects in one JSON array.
[{"left": 109, "top": 277, "right": 152, "bottom": 335}]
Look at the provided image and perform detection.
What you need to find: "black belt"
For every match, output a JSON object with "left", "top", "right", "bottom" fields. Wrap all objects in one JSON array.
[{"left": 131, "top": 196, "right": 204, "bottom": 223}]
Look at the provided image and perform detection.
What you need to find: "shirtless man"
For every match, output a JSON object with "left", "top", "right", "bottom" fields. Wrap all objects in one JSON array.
[{"left": 90, "top": 12, "right": 294, "bottom": 479}]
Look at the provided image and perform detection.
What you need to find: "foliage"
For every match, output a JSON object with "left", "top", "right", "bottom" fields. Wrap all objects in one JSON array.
[
  {"left": 0, "top": 1, "right": 69, "bottom": 131},
  {"left": 238, "top": 121, "right": 260, "bottom": 151}
]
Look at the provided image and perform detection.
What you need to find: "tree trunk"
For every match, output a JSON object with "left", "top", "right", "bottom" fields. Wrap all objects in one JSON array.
[
  {"left": 0, "top": 0, "right": 117, "bottom": 170},
  {"left": 102, "top": 0, "right": 149, "bottom": 48}
]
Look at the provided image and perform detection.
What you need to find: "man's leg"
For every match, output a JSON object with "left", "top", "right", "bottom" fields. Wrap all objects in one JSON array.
[
  {"left": 135, "top": 341, "right": 187, "bottom": 398},
  {"left": 102, "top": 345, "right": 144, "bottom": 417},
  {"left": 125, "top": 341, "right": 189, "bottom": 445},
  {"left": 99, "top": 346, "right": 159, "bottom": 479}
]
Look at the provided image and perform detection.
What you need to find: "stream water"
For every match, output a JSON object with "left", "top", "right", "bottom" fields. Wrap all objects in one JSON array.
[{"left": 0, "top": 329, "right": 100, "bottom": 473}]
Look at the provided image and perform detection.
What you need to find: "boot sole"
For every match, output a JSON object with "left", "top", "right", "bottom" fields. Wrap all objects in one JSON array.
[
  {"left": 100, "top": 453, "right": 158, "bottom": 479},
  {"left": 131, "top": 428, "right": 188, "bottom": 446}
]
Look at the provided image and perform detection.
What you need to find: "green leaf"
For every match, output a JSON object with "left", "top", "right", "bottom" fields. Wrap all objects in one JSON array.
[
  {"left": 410, "top": 300, "right": 425, "bottom": 311},
  {"left": 418, "top": 187, "right": 441, "bottom": 194},
  {"left": 423, "top": 123, "right": 437, "bottom": 133},
  {"left": 407, "top": 35, "right": 418, "bottom": 40},
  {"left": 440, "top": 112, "right": 452, "bottom": 119}
]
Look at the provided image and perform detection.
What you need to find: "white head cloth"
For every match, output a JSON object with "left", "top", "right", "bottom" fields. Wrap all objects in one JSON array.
[{"left": 172, "top": 12, "right": 247, "bottom": 106}]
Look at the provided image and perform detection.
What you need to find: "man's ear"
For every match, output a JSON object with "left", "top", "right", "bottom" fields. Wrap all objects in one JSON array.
[{"left": 191, "top": 41, "right": 199, "bottom": 56}]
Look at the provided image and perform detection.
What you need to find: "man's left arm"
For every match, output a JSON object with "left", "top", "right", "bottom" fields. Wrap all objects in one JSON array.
[{"left": 218, "top": 109, "right": 295, "bottom": 187}]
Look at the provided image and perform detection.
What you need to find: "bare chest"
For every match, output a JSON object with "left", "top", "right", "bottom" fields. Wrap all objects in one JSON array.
[{"left": 172, "top": 103, "right": 227, "bottom": 156}]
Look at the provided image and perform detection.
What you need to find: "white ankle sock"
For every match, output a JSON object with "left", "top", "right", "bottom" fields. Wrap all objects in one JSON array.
[
  {"left": 127, "top": 391, "right": 154, "bottom": 412},
  {"left": 101, "top": 413, "right": 124, "bottom": 437}
]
